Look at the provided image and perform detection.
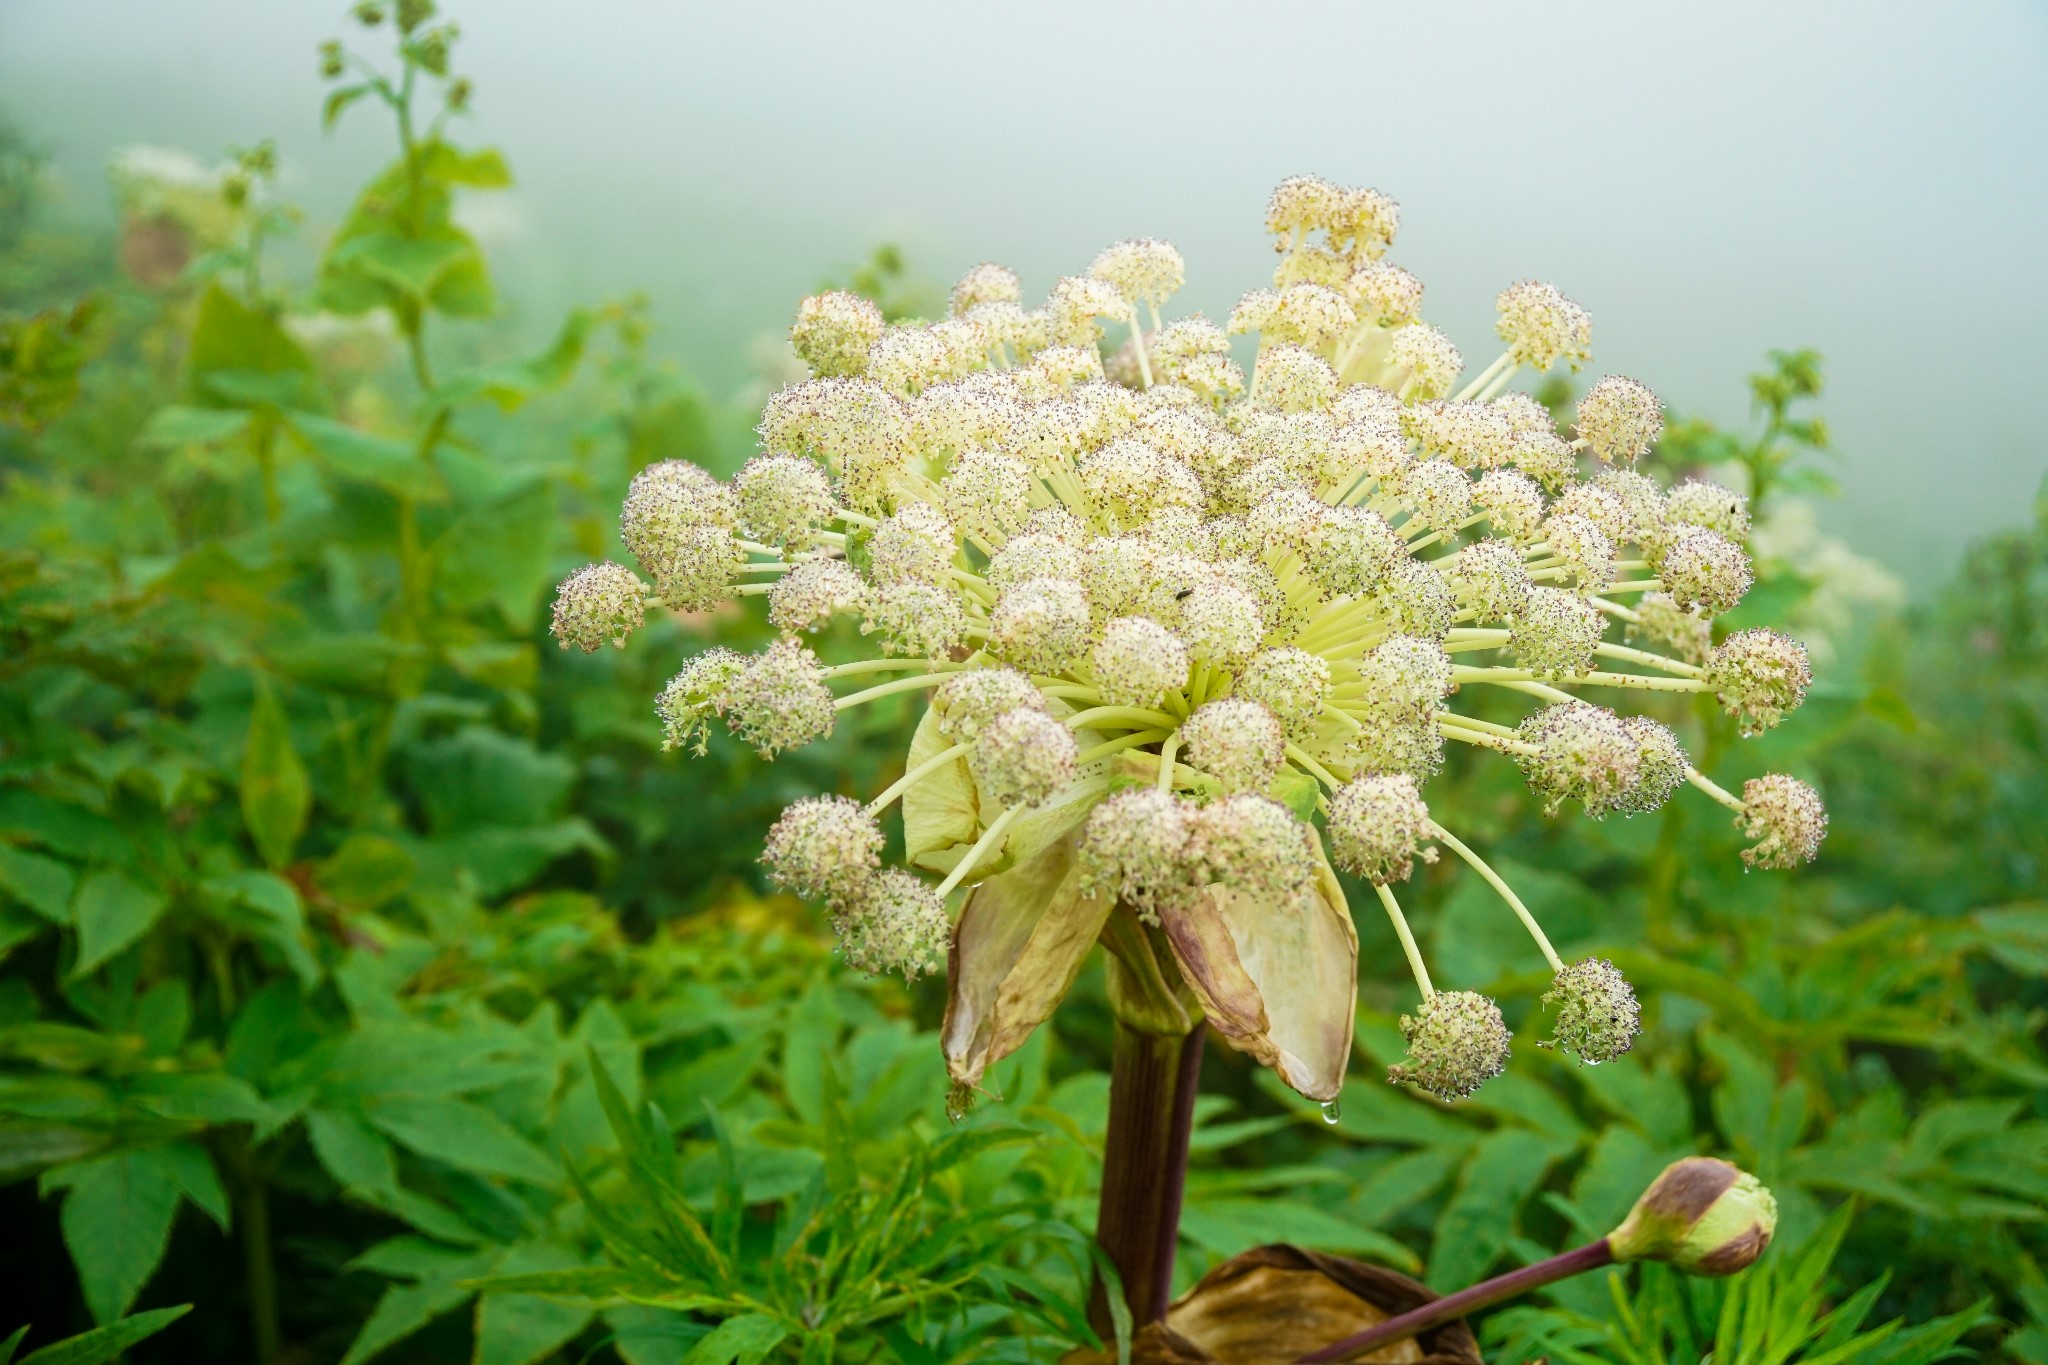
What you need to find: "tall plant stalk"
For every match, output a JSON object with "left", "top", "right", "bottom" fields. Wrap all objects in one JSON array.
[{"left": 1089, "top": 913, "right": 1207, "bottom": 1335}]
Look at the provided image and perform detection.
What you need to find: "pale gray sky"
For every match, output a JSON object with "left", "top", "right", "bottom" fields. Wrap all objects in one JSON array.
[{"left": 4, "top": 0, "right": 2045, "bottom": 583}]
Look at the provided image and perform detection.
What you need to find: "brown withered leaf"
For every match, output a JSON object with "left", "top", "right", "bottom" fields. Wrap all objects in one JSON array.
[
  {"left": 1160, "top": 841, "right": 1356, "bottom": 1102},
  {"left": 941, "top": 832, "right": 1112, "bottom": 1091}
]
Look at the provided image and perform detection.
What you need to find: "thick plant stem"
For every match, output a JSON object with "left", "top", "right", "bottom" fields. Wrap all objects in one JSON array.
[
  {"left": 1089, "top": 1016, "right": 1207, "bottom": 1335},
  {"left": 1296, "top": 1238, "right": 1616, "bottom": 1362},
  {"left": 234, "top": 1149, "right": 281, "bottom": 1363}
]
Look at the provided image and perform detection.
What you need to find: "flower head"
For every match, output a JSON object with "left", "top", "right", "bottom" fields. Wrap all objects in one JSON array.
[
  {"left": 1390, "top": 991, "right": 1512, "bottom": 1101},
  {"left": 1541, "top": 957, "right": 1641, "bottom": 1063},
  {"left": 551, "top": 562, "right": 646, "bottom": 653},
  {"left": 566, "top": 173, "right": 1832, "bottom": 1107}
]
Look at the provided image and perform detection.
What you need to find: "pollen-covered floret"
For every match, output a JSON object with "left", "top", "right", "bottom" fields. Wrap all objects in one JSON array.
[
  {"left": 1631, "top": 592, "right": 1714, "bottom": 664},
  {"left": 1307, "top": 505, "right": 1405, "bottom": 598},
  {"left": 1492, "top": 392, "right": 1555, "bottom": 438},
  {"left": 941, "top": 447, "right": 1035, "bottom": 542},
  {"left": 1078, "top": 788, "right": 1193, "bottom": 922},
  {"left": 951, "top": 262, "right": 1022, "bottom": 316},
  {"left": 1254, "top": 345, "right": 1339, "bottom": 412},
  {"left": 1475, "top": 469, "right": 1548, "bottom": 542},
  {"left": 1233, "top": 647, "right": 1331, "bottom": 739},
  {"left": 969, "top": 707, "right": 1079, "bottom": 809},
  {"left": 1185, "top": 793, "right": 1315, "bottom": 900},
  {"left": 865, "top": 324, "right": 954, "bottom": 394},
  {"left": 1510, "top": 586, "right": 1605, "bottom": 679},
  {"left": 1046, "top": 274, "right": 1135, "bottom": 346},
  {"left": 551, "top": 561, "right": 646, "bottom": 653},
  {"left": 1406, "top": 400, "right": 1517, "bottom": 471},
  {"left": 1402, "top": 460, "right": 1474, "bottom": 536},
  {"left": 1510, "top": 432, "right": 1577, "bottom": 494},
  {"left": 1517, "top": 701, "right": 1642, "bottom": 817},
  {"left": 1618, "top": 715, "right": 1688, "bottom": 815},
  {"left": 1348, "top": 262, "right": 1423, "bottom": 325},
  {"left": 1593, "top": 468, "right": 1668, "bottom": 547},
  {"left": 837, "top": 869, "right": 950, "bottom": 981},
  {"left": 1739, "top": 774, "right": 1827, "bottom": 869},
  {"left": 768, "top": 558, "right": 866, "bottom": 634},
  {"left": 762, "top": 794, "right": 883, "bottom": 907},
  {"left": 1390, "top": 991, "right": 1511, "bottom": 1101},
  {"left": 933, "top": 667, "right": 1047, "bottom": 741},
  {"left": 1388, "top": 324, "right": 1464, "bottom": 400},
  {"left": 987, "top": 532, "right": 1084, "bottom": 595},
  {"left": 1447, "top": 538, "right": 1533, "bottom": 623},
  {"left": 1664, "top": 478, "right": 1752, "bottom": 541},
  {"left": 1327, "top": 773, "right": 1435, "bottom": 885},
  {"left": 1332, "top": 185, "right": 1401, "bottom": 259},
  {"left": 1375, "top": 556, "right": 1457, "bottom": 640},
  {"left": 1178, "top": 580, "right": 1266, "bottom": 665},
  {"left": 1540, "top": 958, "right": 1641, "bottom": 1064},
  {"left": 1152, "top": 317, "right": 1232, "bottom": 376},
  {"left": 1552, "top": 483, "right": 1629, "bottom": 543},
  {"left": 1091, "top": 617, "right": 1190, "bottom": 709},
  {"left": 990, "top": 577, "right": 1093, "bottom": 674},
  {"left": 1543, "top": 512, "right": 1617, "bottom": 595},
  {"left": 655, "top": 648, "right": 745, "bottom": 753},
  {"left": 1182, "top": 698, "right": 1287, "bottom": 794},
  {"left": 1332, "top": 383, "right": 1404, "bottom": 429},
  {"left": 1227, "top": 288, "right": 1279, "bottom": 336},
  {"left": 871, "top": 502, "right": 959, "bottom": 586},
  {"left": 1266, "top": 284, "right": 1357, "bottom": 349},
  {"left": 1659, "top": 527, "right": 1753, "bottom": 616},
  {"left": 1495, "top": 280, "right": 1593, "bottom": 371},
  {"left": 790, "top": 290, "right": 885, "bottom": 378},
  {"left": 862, "top": 581, "right": 971, "bottom": 658},
  {"left": 1704, "top": 629, "right": 1812, "bottom": 735},
  {"left": 1576, "top": 376, "right": 1664, "bottom": 465},
  {"left": 1265, "top": 175, "right": 1346, "bottom": 235},
  {"left": 1081, "top": 438, "right": 1205, "bottom": 527},
  {"left": 622, "top": 461, "right": 741, "bottom": 607},
  {"left": 736, "top": 454, "right": 836, "bottom": 550},
  {"left": 725, "top": 638, "right": 836, "bottom": 757},
  {"left": 1090, "top": 237, "right": 1185, "bottom": 305}
]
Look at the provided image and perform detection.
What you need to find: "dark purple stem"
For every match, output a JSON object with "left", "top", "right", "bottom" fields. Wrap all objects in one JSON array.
[
  {"left": 1295, "top": 1238, "right": 1616, "bottom": 1363},
  {"left": 1088, "top": 1019, "right": 1207, "bottom": 1335}
]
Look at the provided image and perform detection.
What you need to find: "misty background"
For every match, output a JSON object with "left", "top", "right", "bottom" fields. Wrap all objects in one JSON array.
[{"left": 3, "top": 0, "right": 2044, "bottom": 585}]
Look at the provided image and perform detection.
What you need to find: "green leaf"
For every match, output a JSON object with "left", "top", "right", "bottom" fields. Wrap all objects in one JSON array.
[
  {"left": 367, "top": 1096, "right": 558, "bottom": 1187},
  {"left": 185, "top": 281, "right": 317, "bottom": 409},
  {"left": 438, "top": 309, "right": 591, "bottom": 411},
  {"left": 0, "top": 846, "right": 76, "bottom": 924},
  {"left": 316, "top": 835, "right": 416, "bottom": 912},
  {"left": 54, "top": 1148, "right": 186, "bottom": 1322},
  {"left": 1428, "top": 1127, "right": 1574, "bottom": 1289},
  {"left": 240, "top": 678, "right": 310, "bottom": 870},
  {"left": 471, "top": 1244, "right": 594, "bottom": 1365},
  {"left": 69, "top": 871, "right": 167, "bottom": 978},
  {"left": 307, "top": 1108, "right": 400, "bottom": 1195},
  {"left": 135, "top": 405, "right": 253, "bottom": 450},
  {"left": 323, "top": 83, "right": 373, "bottom": 131},
  {"left": 14, "top": 1304, "right": 191, "bottom": 1365},
  {"left": 679, "top": 1316, "right": 788, "bottom": 1365},
  {"left": 289, "top": 413, "right": 447, "bottom": 502},
  {"left": 433, "top": 480, "right": 558, "bottom": 628},
  {"left": 328, "top": 230, "right": 477, "bottom": 305},
  {"left": 1177, "top": 1197, "right": 1419, "bottom": 1272},
  {"left": 339, "top": 1278, "right": 476, "bottom": 1365}
]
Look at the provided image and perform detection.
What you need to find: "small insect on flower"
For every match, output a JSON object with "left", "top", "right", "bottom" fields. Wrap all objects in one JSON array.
[{"left": 562, "top": 173, "right": 1831, "bottom": 1109}]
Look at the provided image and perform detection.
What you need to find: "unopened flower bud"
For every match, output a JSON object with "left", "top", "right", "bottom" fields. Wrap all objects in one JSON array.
[
  {"left": 1608, "top": 1157, "right": 1779, "bottom": 1276},
  {"left": 1390, "top": 991, "right": 1511, "bottom": 1102}
]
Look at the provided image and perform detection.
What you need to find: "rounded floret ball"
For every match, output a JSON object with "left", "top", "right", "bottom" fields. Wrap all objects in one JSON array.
[
  {"left": 1739, "top": 774, "right": 1827, "bottom": 869},
  {"left": 1540, "top": 958, "right": 1641, "bottom": 1064},
  {"left": 1390, "top": 991, "right": 1511, "bottom": 1101},
  {"left": 1704, "top": 629, "right": 1812, "bottom": 735},
  {"left": 1326, "top": 773, "right": 1436, "bottom": 885},
  {"left": 551, "top": 562, "right": 646, "bottom": 653},
  {"left": 968, "top": 707, "right": 1079, "bottom": 809},
  {"left": 762, "top": 795, "right": 883, "bottom": 908}
]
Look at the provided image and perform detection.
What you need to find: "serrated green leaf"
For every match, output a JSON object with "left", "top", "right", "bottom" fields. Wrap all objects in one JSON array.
[
  {"left": 69, "top": 871, "right": 166, "bottom": 978},
  {"left": 14, "top": 1304, "right": 191, "bottom": 1365},
  {"left": 0, "top": 846, "right": 76, "bottom": 924},
  {"left": 55, "top": 1148, "right": 185, "bottom": 1322},
  {"left": 368, "top": 1095, "right": 558, "bottom": 1187},
  {"left": 339, "top": 1278, "right": 476, "bottom": 1365},
  {"left": 679, "top": 1315, "right": 788, "bottom": 1365},
  {"left": 240, "top": 679, "right": 310, "bottom": 870},
  {"left": 471, "top": 1244, "right": 595, "bottom": 1365}
]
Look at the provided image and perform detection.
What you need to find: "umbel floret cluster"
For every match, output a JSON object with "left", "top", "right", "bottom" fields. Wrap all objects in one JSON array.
[{"left": 551, "top": 175, "right": 1827, "bottom": 1107}]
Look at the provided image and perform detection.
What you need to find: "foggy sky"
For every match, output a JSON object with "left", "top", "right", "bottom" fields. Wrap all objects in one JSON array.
[{"left": 4, "top": 0, "right": 2045, "bottom": 584}]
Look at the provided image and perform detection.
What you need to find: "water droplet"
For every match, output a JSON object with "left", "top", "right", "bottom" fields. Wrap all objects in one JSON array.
[
  {"left": 945, "top": 1082, "right": 974, "bottom": 1124},
  {"left": 1320, "top": 1100, "right": 1342, "bottom": 1125}
]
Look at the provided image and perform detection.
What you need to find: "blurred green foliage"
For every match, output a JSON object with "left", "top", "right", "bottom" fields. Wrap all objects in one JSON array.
[{"left": 1, "top": 5, "right": 2045, "bottom": 1361}]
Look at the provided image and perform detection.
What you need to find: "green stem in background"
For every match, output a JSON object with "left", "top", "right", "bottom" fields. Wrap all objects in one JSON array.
[{"left": 219, "top": 1131, "right": 281, "bottom": 1363}]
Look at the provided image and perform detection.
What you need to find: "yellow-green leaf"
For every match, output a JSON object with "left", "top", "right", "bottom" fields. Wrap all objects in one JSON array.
[{"left": 241, "top": 679, "right": 310, "bottom": 870}]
